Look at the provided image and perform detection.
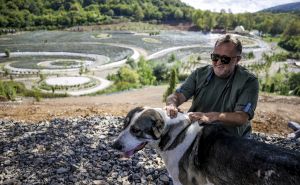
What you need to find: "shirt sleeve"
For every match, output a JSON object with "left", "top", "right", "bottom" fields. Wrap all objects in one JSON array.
[
  {"left": 176, "top": 70, "right": 197, "bottom": 100},
  {"left": 234, "top": 77, "right": 259, "bottom": 120}
]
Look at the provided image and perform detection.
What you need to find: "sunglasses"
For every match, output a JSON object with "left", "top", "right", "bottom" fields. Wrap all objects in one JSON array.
[{"left": 210, "top": 53, "right": 239, "bottom": 64}]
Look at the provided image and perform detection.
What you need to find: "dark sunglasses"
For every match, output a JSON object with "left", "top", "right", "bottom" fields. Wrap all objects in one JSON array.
[{"left": 210, "top": 53, "right": 239, "bottom": 64}]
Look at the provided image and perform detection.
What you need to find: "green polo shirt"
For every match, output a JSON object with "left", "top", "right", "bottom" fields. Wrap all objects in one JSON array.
[{"left": 177, "top": 65, "right": 259, "bottom": 137}]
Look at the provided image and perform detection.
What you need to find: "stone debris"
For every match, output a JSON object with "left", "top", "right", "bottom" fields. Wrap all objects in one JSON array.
[{"left": 0, "top": 117, "right": 299, "bottom": 184}]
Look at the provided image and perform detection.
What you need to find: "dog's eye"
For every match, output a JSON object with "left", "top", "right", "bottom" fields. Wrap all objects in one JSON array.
[
  {"left": 131, "top": 127, "right": 141, "bottom": 135},
  {"left": 123, "top": 117, "right": 130, "bottom": 128}
]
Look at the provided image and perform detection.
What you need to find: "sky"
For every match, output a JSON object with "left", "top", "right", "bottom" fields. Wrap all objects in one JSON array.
[{"left": 180, "top": 0, "right": 300, "bottom": 13}]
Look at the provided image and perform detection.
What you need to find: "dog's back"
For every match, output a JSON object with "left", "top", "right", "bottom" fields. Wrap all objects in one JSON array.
[{"left": 178, "top": 124, "right": 300, "bottom": 185}]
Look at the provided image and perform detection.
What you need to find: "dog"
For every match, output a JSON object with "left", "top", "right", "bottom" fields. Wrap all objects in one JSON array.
[{"left": 112, "top": 107, "right": 300, "bottom": 185}]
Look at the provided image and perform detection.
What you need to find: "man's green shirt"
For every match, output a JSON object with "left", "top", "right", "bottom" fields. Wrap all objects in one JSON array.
[{"left": 177, "top": 65, "right": 259, "bottom": 137}]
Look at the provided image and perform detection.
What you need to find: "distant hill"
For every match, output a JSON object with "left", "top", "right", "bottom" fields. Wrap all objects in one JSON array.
[
  {"left": 0, "top": 0, "right": 194, "bottom": 29},
  {"left": 259, "top": 2, "right": 300, "bottom": 13}
]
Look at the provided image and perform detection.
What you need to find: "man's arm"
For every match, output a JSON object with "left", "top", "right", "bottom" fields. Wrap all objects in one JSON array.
[
  {"left": 165, "top": 92, "right": 187, "bottom": 118},
  {"left": 166, "top": 92, "right": 187, "bottom": 107},
  {"left": 188, "top": 111, "right": 249, "bottom": 126}
]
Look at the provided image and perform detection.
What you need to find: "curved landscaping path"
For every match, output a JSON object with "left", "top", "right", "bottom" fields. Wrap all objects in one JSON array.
[{"left": 43, "top": 76, "right": 112, "bottom": 96}]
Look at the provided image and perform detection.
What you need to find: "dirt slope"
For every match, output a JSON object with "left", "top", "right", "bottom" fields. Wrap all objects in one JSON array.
[{"left": 1, "top": 85, "right": 299, "bottom": 136}]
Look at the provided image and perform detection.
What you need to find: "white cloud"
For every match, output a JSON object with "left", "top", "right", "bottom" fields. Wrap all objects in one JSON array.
[{"left": 181, "top": 0, "right": 300, "bottom": 13}]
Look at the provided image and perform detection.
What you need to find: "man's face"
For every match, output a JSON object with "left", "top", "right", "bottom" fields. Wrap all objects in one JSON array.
[{"left": 212, "top": 42, "right": 240, "bottom": 78}]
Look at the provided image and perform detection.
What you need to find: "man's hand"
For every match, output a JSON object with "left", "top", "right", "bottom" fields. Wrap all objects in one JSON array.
[
  {"left": 188, "top": 112, "right": 218, "bottom": 123},
  {"left": 165, "top": 92, "right": 187, "bottom": 119},
  {"left": 165, "top": 104, "right": 180, "bottom": 118},
  {"left": 188, "top": 111, "right": 249, "bottom": 126}
]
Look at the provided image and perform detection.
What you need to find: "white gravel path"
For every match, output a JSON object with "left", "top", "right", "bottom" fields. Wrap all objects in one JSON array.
[
  {"left": 45, "top": 76, "right": 91, "bottom": 86},
  {"left": 41, "top": 76, "right": 112, "bottom": 96}
]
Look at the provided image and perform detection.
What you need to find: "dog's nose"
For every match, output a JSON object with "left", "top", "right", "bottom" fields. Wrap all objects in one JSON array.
[{"left": 112, "top": 141, "right": 123, "bottom": 151}]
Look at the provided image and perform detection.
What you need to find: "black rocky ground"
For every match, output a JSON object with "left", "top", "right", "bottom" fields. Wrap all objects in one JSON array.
[{"left": 0, "top": 116, "right": 299, "bottom": 185}]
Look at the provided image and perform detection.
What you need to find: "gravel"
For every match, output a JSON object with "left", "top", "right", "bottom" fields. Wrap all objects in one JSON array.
[{"left": 0, "top": 116, "right": 299, "bottom": 184}]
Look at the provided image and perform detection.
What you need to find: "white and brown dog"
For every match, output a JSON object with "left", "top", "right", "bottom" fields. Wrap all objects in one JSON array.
[{"left": 112, "top": 107, "right": 300, "bottom": 185}]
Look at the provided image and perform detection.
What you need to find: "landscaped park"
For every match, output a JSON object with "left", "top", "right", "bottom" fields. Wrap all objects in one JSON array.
[{"left": 0, "top": 30, "right": 277, "bottom": 97}]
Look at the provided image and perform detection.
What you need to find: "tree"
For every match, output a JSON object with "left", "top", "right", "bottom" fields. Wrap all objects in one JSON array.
[
  {"left": 126, "top": 58, "right": 137, "bottom": 69},
  {"left": 283, "top": 20, "right": 300, "bottom": 37},
  {"left": 174, "top": 8, "right": 183, "bottom": 20},
  {"left": 289, "top": 73, "right": 300, "bottom": 91},
  {"left": 4, "top": 49, "right": 10, "bottom": 57},
  {"left": 163, "top": 67, "right": 178, "bottom": 102},
  {"left": 133, "top": 5, "right": 144, "bottom": 21},
  {"left": 168, "top": 53, "right": 176, "bottom": 63},
  {"left": 153, "top": 63, "right": 168, "bottom": 82},
  {"left": 4, "top": 83, "right": 16, "bottom": 100},
  {"left": 114, "top": 66, "right": 140, "bottom": 90},
  {"left": 79, "top": 64, "right": 84, "bottom": 75},
  {"left": 137, "top": 58, "right": 156, "bottom": 85}
]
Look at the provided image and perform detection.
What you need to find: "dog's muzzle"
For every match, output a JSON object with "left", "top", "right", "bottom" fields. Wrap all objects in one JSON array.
[{"left": 112, "top": 140, "right": 123, "bottom": 151}]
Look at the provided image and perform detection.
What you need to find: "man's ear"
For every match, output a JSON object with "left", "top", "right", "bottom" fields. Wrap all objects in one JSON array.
[{"left": 236, "top": 56, "right": 242, "bottom": 62}]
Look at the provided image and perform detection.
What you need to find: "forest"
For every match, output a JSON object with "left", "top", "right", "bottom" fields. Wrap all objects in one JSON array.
[
  {"left": 0, "top": 0, "right": 193, "bottom": 29},
  {"left": 1, "top": 0, "right": 299, "bottom": 52}
]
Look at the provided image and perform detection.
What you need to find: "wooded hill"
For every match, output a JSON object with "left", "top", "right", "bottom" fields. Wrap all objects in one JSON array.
[
  {"left": 0, "top": 0, "right": 299, "bottom": 52},
  {"left": 259, "top": 2, "right": 300, "bottom": 14},
  {"left": 0, "top": 0, "right": 193, "bottom": 29}
]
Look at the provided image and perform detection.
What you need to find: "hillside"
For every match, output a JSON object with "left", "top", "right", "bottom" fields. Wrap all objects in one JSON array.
[
  {"left": 0, "top": 0, "right": 193, "bottom": 29},
  {"left": 259, "top": 2, "right": 300, "bottom": 13},
  {"left": 1, "top": 85, "right": 300, "bottom": 136}
]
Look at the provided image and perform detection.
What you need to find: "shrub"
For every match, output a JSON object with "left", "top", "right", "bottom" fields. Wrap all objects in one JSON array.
[
  {"left": 115, "top": 66, "right": 140, "bottom": 84},
  {"left": 4, "top": 49, "right": 10, "bottom": 57},
  {"left": 126, "top": 58, "right": 137, "bottom": 69},
  {"left": 246, "top": 51, "right": 254, "bottom": 59},
  {"left": 289, "top": 73, "right": 300, "bottom": 96},
  {"left": 4, "top": 83, "right": 16, "bottom": 100},
  {"left": 33, "top": 88, "right": 41, "bottom": 102},
  {"left": 137, "top": 58, "right": 156, "bottom": 85},
  {"left": 168, "top": 53, "right": 176, "bottom": 63},
  {"left": 153, "top": 63, "right": 168, "bottom": 82},
  {"left": 163, "top": 67, "right": 178, "bottom": 102}
]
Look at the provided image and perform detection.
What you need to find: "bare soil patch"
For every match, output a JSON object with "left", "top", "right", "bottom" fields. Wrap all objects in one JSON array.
[{"left": 1, "top": 86, "right": 299, "bottom": 136}]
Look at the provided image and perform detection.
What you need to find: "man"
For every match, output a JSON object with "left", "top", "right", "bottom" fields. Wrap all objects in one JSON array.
[{"left": 165, "top": 34, "right": 259, "bottom": 137}]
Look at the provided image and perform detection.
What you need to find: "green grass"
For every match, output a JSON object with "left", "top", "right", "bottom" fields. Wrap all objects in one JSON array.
[
  {"left": 0, "top": 80, "right": 68, "bottom": 101},
  {"left": 95, "top": 33, "right": 112, "bottom": 38},
  {"left": 262, "top": 35, "right": 281, "bottom": 43},
  {"left": 142, "top": 37, "right": 161, "bottom": 44},
  {"left": 51, "top": 60, "right": 79, "bottom": 66}
]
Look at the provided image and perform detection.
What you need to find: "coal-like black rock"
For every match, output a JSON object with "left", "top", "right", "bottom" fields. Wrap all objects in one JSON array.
[{"left": 0, "top": 117, "right": 299, "bottom": 184}]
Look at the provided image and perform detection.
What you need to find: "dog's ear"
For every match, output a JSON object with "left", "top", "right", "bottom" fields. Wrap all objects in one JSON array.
[
  {"left": 152, "top": 117, "right": 164, "bottom": 139},
  {"left": 124, "top": 107, "right": 144, "bottom": 128}
]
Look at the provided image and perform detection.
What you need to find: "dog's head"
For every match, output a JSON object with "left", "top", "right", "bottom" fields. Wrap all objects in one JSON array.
[{"left": 112, "top": 107, "right": 165, "bottom": 158}]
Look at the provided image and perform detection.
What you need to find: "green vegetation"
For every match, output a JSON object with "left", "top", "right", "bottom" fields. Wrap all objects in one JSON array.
[
  {"left": 262, "top": 35, "right": 281, "bottom": 43},
  {"left": 0, "top": 0, "right": 192, "bottom": 31},
  {"left": 0, "top": 80, "right": 68, "bottom": 101},
  {"left": 95, "top": 33, "right": 111, "bottom": 38},
  {"left": 191, "top": 9, "right": 300, "bottom": 53},
  {"left": 163, "top": 67, "right": 178, "bottom": 102},
  {"left": 279, "top": 36, "right": 300, "bottom": 52},
  {"left": 278, "top": 20, "right": 300, "bottom": 52},
  {"left": 52, "top": 60, "right": 79, "bottom": 66},
  {"left": 142, "top": 37, "right": 161, "bottom": 44},
  {"left": 246, "top": 52, "right": 300, "bottom": 97},
  {"left": 192, "top": 10, "right": 299, "bottom": 35},
  {"left": 4, "top": 49, "right": 10, "bottom": 57},
  {"left": 98, "top": 57, "right": 174, "bottom": 95},
  {"left": 106, "top": 57, "right": 155, "bottom": 92},
  {"left": 288, "top": 73, "right": 300, "bottom": 96},
  {"left": 137, "top": 57, "right": 156, "bottom": 85},
  {"left": 245, "top": 51, "right": 255, "bottom": 59},
  {"left": 39, "top": 78, "right": 98, "bottom": 92},
  {"left": 260, "top": 70, "right": 300, "bottom": 96}
]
